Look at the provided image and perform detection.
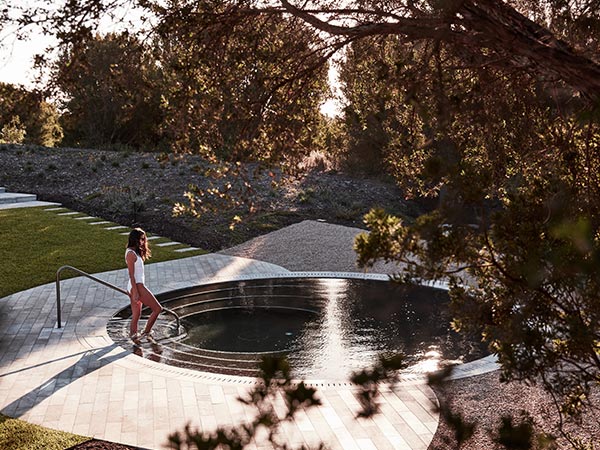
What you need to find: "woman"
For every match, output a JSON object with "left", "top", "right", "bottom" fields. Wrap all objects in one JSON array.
[{"left": 126, "top": 227, "right": 162, "bottom": 340}]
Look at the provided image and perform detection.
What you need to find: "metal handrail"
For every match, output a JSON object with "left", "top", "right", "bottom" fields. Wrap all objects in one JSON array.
[{"left": 56, "top": 265, "right": 180, "bottom": 332}]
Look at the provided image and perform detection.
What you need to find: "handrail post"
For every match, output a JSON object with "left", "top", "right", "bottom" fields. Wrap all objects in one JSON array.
[{"left": 56, "top": 270, "right": 62, "bottom": 328}]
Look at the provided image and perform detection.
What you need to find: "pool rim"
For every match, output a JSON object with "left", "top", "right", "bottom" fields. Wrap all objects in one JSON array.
[{"left": 108, "top": 271, "right": 499, "bottom": 383}]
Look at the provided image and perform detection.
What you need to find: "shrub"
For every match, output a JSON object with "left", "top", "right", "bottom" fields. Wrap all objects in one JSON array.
[{"left": 0, "top": 116, "right": 26, "bottom": 144}]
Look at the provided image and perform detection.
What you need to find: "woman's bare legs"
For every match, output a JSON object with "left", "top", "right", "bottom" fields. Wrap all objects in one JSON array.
[
  {"left": 137, "top": 283, "right": 163, "bottom": 334},
  {"left": 130, "top": 297, "right": 142, "bottom": 337}
]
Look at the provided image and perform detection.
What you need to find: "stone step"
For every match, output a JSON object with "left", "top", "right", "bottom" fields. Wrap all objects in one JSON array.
[{"left": 0, "top": 192, "right": 37, "bottom": 204}]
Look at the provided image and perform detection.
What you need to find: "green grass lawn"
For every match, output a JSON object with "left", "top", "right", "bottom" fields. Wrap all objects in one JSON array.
[
  {"left": 0, "top": 414, "right": 88, "bottom": 450},
  {"left": 0, "top": 205, "right": 208, "bottom": 449},
  {"left": 0, "top": 206, "right": 207, "bottom": 299}
]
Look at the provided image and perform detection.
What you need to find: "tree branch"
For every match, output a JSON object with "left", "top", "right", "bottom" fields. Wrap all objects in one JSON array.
[
  {"left": 276, "top": 0, "right": 600, "bottom": 101},
  {"left": 279, "top": 0, "right": 449, "bottom": 39}
]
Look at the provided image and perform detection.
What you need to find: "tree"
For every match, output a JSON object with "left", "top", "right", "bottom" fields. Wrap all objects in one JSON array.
[
  {"left": 336, "top": 37, "right": 390, "bottom": 175},
  {"left": 153, "top": 0, "right": 330, "bottom": 162},
  {"left": 0, "top": 83, "right": 63, "bottom": 147},
  {"left": 53, "top": 32, "right": 163, "bottom": 149},
  {"left": 351, "top": 39, "right": 600, "bottom": 421},
  {"left": 331, "top": 22, "right": 600, "bottom": 421}
]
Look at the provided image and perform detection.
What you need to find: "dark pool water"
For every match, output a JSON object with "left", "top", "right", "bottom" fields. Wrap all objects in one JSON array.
[
  {"left": 108, "top": 276, "right": 489, "bottom": 379},
  {"left": 183, "top": 307, "right": 318, "bottom": 353}
]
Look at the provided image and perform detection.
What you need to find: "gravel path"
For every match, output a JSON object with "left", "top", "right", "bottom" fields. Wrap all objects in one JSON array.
[{"left": 218, "top": 219, "right": 405, "bottom": 273}]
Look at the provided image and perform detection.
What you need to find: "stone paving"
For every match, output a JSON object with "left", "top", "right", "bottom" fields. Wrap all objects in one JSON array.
[{"left": 0, "top": 195, "right": 499, "bottom": 449}]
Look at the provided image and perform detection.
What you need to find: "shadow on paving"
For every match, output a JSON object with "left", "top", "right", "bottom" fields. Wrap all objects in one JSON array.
[{"left": 1, "top": 344, "right": 127, "bottom": 418}]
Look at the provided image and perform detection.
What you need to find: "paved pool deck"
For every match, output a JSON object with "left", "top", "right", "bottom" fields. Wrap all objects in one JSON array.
[{"left": 0, "top": 217, "right": 498, "bottom": 449}]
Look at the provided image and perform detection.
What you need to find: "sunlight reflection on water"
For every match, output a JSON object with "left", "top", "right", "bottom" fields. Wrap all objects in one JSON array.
[{"left": 178, "top": 278, "right": 488, "bottom": 379}]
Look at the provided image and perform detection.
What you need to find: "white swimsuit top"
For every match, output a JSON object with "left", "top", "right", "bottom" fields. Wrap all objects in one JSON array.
[{"left": 125, "top": 248, "right": 145, "bottom": 291}]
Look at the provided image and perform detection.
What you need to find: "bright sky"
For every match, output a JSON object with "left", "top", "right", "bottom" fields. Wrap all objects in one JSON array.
[
  {"left": 0, "top": 31, "right": 55, "bottom": 88},
  {"left": 322, "top": 63, "right": 343, "bottom": 117},
  {"left": 0, "top": 0, "right": 57, "bottom": 87}
]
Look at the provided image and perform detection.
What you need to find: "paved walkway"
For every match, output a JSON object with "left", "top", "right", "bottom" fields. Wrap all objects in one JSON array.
[{"left": 0, "top": 197, "right": 498, "bottom": 449}]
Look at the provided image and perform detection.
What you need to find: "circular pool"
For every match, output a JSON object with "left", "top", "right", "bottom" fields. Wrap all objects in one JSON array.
[{"left": 107, "top": 275, "right": 489, "bottom": 380}]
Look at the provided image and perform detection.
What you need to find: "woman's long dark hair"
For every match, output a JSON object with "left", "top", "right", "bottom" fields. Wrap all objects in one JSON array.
[{"left": 127, "top": 228, "right": 151, "bottom": 261}]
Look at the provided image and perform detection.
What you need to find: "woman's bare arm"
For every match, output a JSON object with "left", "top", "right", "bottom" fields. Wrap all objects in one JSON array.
[{"left": 126, "top": 251, "right": 140, "bottom": 301}]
